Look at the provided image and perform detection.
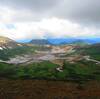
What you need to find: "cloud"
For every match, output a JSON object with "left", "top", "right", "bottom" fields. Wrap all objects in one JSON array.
[
  {"left": 0, "top": 0, "right": 61, "bottom": 22},
  {"left": 0, "top": 0, "right": 100, "bottom": 24},
  {"left": 0, "top": 17, "right": 100, "bottom": 40},
  {"left": 53, "top": 0, "right": 100, "bottom": 24},
  {"left": 0, "top": 0, "right": 100, "bottom": 40},
  {"left": 0, "top": 0, "right": 60, "bottom": 11}
]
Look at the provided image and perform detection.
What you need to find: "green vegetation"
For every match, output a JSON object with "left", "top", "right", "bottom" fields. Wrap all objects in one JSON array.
[
  {"left": 0, "top": 60, "right": 100, "bottom": 81},
  {"left": 0, "top": 46, "right": 40, "bottom": 61},
  {"left": 0, "top": 61, "right": 58, "bottom": 79},
  {"left": 0, "top": 46, "right": 30, "bottom": 60},
  {"left": 52, "top": 60, "right": 100, "bottom": 81},
  {"left": 0, "top": 44, "right": 100, "bottom": 81},
  {"left": 84, "top": 46, "right": 100, "bottom": 61},
  {"left": 77, "top": 44, "right": 100, "bottom": 61}
]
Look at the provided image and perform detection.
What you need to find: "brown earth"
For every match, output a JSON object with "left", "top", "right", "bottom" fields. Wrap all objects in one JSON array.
[{"left": 0, "top": 80, "right": 100, "bottom": 99}]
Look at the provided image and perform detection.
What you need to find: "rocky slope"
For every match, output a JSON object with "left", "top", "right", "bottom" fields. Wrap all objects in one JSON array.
[{"left": 0, "top": 36, "right": 21, "bottom": 50}]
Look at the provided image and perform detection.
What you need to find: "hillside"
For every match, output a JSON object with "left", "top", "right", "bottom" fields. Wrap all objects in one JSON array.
[
  {"left": 0, "top": 37, "right": 51, "bottom": 61},
  {"left": 76, "top": 43, "right": 100, "bottom": 61},
  {"left": 0, "top": 36, "right": 19, "bottom": 50},
  {"left": 0, "top": 36, "right": 100, "bottom": 81}
]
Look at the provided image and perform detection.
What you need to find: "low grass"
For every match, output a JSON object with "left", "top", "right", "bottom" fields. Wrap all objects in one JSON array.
[{"left": 0, "top": 59, "right": 100, "bottom": 81}]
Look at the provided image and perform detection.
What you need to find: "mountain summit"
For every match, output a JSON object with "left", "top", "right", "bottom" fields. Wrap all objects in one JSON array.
[{"left": 30, "top": 39, "right": 49, "bottom": 45}]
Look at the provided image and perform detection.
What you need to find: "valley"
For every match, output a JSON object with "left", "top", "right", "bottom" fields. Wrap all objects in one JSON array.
[
  {"left": 0, "top": 36, "right": 100, "bottom": 81},
  {"left": 0, "top": 36, "right": 100, "bottom": 98}
]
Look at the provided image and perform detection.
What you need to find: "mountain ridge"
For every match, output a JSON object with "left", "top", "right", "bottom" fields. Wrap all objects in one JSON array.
[
  {"left": 30, "top": 38, "right": 100, "bottom": 45},
  {"left": 1, "top": 36, "right": 100, "bottom": 46},
  {"left": 0, "top": 36, "right": 21, "bottom": 50}
]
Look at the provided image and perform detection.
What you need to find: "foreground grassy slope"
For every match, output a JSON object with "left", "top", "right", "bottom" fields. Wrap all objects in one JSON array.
[{"left": 0, "top": 60, "right": 100, "bottom": 81}]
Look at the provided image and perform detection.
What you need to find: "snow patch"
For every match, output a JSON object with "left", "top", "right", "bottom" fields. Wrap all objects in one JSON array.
[{"left": 0, "top": 47, "right": 3, "bottom": 50}]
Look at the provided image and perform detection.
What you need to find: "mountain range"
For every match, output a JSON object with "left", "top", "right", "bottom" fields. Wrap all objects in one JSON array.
[
  {"left": 30, "top": 38, "right": 100, "bottom": 45},
  {"left": 0, "top": 36, "right": 100, "bottom": 47}
]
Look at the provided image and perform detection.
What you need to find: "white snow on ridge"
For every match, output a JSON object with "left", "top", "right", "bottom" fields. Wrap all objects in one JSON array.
[{"left": 0, "top": 47, "right": 3, "bottom": 50}]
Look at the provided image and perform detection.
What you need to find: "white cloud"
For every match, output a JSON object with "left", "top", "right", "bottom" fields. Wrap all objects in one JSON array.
[
  {"left": 0, "top": 17, "right": 100, "bottom": 40},
  {"left": 0, "top": 7, "right": 15, "bottom": 23}
]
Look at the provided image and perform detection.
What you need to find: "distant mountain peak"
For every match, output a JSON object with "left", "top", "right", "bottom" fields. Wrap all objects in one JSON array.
[{"left": 30, "top": 39, "right": 49, "bottom": 45}]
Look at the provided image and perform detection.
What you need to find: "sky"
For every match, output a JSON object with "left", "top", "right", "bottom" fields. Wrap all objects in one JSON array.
[{"left": 0, "top": 0, "right": 100, "bottom": 40}]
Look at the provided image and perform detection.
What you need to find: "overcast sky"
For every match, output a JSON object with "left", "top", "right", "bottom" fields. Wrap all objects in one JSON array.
[{"left": 0, "top": 0, "right": 100, "bottom": 40}]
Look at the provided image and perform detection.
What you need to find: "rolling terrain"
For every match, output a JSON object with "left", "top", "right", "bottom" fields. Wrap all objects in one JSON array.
[
  {"left": 0, "top": 36, "right": 100, "bottom": 80},
  {"left": 0, "top": 36, "right": 100, "bottom": 98}
]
